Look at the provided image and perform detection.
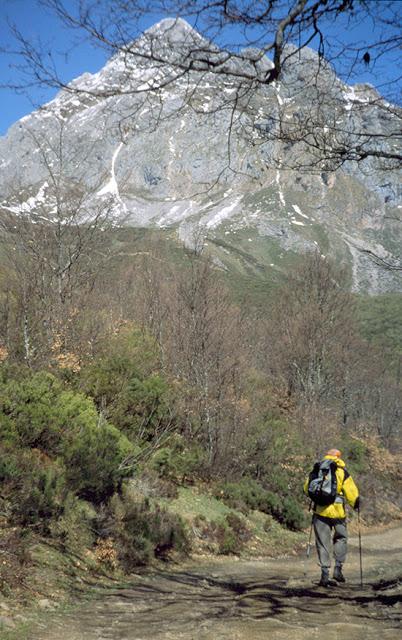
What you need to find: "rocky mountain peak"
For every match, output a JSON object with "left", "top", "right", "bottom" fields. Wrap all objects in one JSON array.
[
  {"left": 0, "top": 20, "right": 401, "bottom": 294},
  {"left": 143, "top": 17, "right": 202, "bottom": 42}
]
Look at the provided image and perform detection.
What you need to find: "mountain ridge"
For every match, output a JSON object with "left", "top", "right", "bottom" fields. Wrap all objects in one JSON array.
[{"left": 0, "top": 18, "right": 401, "bottom": 293}]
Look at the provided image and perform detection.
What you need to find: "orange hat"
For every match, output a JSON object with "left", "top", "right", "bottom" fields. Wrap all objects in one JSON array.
[{"left": 326, "top": 448, "right": 341, "bottom": 458}]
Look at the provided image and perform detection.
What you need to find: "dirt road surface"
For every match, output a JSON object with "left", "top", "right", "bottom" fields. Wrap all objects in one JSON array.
[{"left": 27, "top": 525, "right": 402, "bottom": 640}]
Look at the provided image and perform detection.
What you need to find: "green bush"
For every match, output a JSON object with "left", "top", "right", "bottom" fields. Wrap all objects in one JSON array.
[
  {"left": 79, "top": 328, "right": 177, "bottom": 442},
  {"left": 218, "top": 524, "right": 237, "bottom": 555},
  {"left": 150, "top": 434, "right": 206, "bottom": 482},
  {"left": 201, "top": 513, "right": 251, "bottom": 555},
  {"left": 50, "top": 496, "right": 97, "bottom": 550},
  {"left": 216, "top": 478, "right": 272, "bottom": 513},
  {"left": 83, "top": 364, "right": 173, "bottom": 441},
  {"left": 105, "top": 491, "right": 188, "bottom": 569},
  {"left": 0, "top": 445, "right": 21, "bottom": 484},
  {"left": 225, "top": 513, "right": 252, "bottom": 545},
  {"left": 0, "top": 372, "right": 63, "bottom": 453},
  {"left": 264, "top": 491, "right": 282, "bottom": 516},
  {"left": 62, "top": 418, "right": 135, "bottom": 503},
  {"left": 17, "top": 465, "right": 65, "bottom": 528},
  {"left": 276, "top": 496, "right": 307, "bottom": 531},
  {"left": 0, "top": 370, "right": 137, "bottom": 506},
  {"left": 258, "top": 491, "right": 307, "bottom": 531},
  {"left": 215, "top": 478, "right": 307, "bottom": 531},
  {"left": 340, "top": 437, "right": 368, "bottom": 475},
  {"left": 1, "top": 448, "right": 68, "bottom": 532}
]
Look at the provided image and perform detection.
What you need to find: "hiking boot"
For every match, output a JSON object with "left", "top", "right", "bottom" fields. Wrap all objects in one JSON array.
[
  {"left": 333, "top": 564, "right": 346, "bottom": 583},
  {"left": 319, "top": 568, "right": 330, "bottom": 587}
]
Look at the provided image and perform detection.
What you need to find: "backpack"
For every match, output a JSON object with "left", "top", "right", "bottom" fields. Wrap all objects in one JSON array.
[{"left": 307, "top": 458, "right": 338, "bottom": 506}]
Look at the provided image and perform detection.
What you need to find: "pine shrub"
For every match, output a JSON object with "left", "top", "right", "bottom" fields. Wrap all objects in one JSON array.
[
  {"left": 215, "top": 478, "right": 307, "bottom": 531},
  {"left": 102, "top": 490, "right": 189, "bottom": 570}
]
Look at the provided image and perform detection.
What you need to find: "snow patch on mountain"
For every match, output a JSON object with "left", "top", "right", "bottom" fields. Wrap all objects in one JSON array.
[
  {"left": 2, "top": 182, "right": 50, "bottom": 216},
  {"left": 204, "top": 197, "right": 242, "bottom": 229}
]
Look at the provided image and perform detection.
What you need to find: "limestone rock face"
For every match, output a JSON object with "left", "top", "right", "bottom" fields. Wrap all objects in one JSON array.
[{"left": 0, "top": 18, "right": 401, "bottom": 292}]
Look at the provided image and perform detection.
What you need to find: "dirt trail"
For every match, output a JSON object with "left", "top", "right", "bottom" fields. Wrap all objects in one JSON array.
[{"left": 28, "top": 525, "right": 402, "bottom": 640}]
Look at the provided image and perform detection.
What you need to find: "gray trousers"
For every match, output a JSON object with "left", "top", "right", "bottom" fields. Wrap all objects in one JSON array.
[{"left": 313, "top": 515, "right": 347, "bottom": 568}]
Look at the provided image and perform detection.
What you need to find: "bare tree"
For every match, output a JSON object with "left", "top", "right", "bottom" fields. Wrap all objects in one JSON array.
[
  {"left": 0, "top": 116, "right": 119, "bottom": 366},
  {"left": 102, "top": 234, "right": 252, "bottom": 471},
  {"left": 262, "top": 252, "right": 358, "bottom": 449},
  {"left": 129, "top": 241, "right": 248, "bottom": 469},
  {"left": 265, "top": 251, "right": 358, "bottom": 406},
  {"left": 257, "top": 250, "right": 402, "bottom": 448}
]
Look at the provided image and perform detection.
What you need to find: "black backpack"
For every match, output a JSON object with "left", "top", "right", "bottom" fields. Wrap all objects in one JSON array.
[{"left": 307, "top": 459, "right": 338, "bottom": 506}]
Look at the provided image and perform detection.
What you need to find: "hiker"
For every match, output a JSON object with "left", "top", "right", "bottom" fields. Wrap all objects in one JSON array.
[{"left": 304, "top": 448, "right": 360, "bottom": 587}]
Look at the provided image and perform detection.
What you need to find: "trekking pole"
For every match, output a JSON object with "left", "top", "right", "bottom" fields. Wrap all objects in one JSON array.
[
  {"left": 357, "top": 506, "right": 363, "bottom": 588},
  {"left": 306, "top": 502, "right": 314, "bottom": 558}
]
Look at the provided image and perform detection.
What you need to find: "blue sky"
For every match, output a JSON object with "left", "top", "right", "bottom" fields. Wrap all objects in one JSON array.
[
  {"left": 0, "top": 0, "right": 109, "bottom": 135},
  {"left": 0, "top": 0, "right": 401, "bottom": 136}
]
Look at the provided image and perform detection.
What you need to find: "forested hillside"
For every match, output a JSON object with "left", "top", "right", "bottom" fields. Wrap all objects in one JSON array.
[{"left": 0, "top": 227, "right": 401, "bottom": 613}]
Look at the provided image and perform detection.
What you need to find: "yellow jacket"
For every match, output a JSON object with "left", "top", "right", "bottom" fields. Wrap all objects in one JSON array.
[{"left": 304, "top": 455, "right": 359, "bottom": 519}]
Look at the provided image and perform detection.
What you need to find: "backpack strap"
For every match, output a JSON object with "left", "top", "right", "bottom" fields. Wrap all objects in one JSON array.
[{"left": 335, "top": 466, "right": 346, "bottom": 502}]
